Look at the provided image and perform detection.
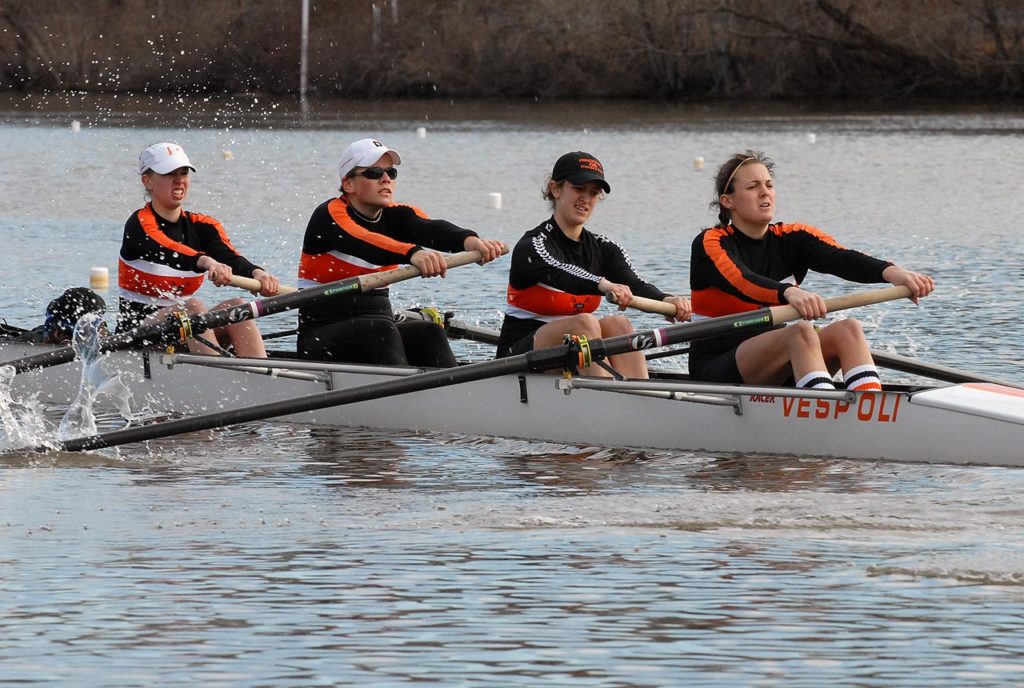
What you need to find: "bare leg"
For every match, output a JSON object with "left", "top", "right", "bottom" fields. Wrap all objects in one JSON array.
[
  {"left": 816, "top": 318, "right": 873, "bottom": 374},
  {"left": 532, "top": 314, "right": 616, "bottom": 378},
  {"left": 210, "top": 297, "right": 267, "bottom": 359},
  {"left": 736, "top": 321, "right": 828, "bottom": 385},
  {"left": 179, "top": 298, "right": 226, "bottom": 355},
  {"left": 599, "top": 315, "right": 648, "bottom": 379},
  {"left": 817, "top": 317, "right": 880, "bottom": 389},
  {"left": 137, "top": 299, "right": 224, "bottom": 355}
]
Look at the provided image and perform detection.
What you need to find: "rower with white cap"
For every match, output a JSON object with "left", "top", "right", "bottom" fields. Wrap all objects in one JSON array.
[
  {"left": 117, "top": 142, "right": 281, "bottom": 357},
  {"left": 296, "top": 137, "right": 506, "bottom": 367}
]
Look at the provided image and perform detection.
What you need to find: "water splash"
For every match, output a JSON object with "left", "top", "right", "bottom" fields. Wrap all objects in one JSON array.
[
  {"left": 58, "top": 313, "right": 133, "bottom": 440},
  {"left": 0, "top": 365, "right": 51, "bottom": 448}
]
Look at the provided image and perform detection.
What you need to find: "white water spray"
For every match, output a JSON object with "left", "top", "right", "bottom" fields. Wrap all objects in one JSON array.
[
  {"left": 58, "top": 313, "right": 134, "bottom": 440},
  {"left": 0, "top": 365, "right": 51, "bottom": 448}
]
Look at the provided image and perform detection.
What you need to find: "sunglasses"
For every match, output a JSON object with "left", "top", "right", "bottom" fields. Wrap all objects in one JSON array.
[{"left": 351, "top": 166, "right": 398, "bottom": 180}]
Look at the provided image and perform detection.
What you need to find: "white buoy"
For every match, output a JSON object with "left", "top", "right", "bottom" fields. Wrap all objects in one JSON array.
[
  {"left": 693, "top": 156, "right": 705, "bottom": 171},
  {"left": 70, "top": 120, "right": 81, "bottom": 133},
  {"left": 806, "top": 133, "right": 817, "bottom": 144},
  {"left": 416, "top": 127, "right": 427, "bottom": 139},
  {"left": 488, "top": 192, "right": 502, "bottom": 209},
  {"left": 89, "top": 267, "right": 109, "bottom": 291}
]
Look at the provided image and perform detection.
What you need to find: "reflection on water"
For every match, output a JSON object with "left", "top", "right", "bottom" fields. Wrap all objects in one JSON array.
[
  {"left": 4, "top": 421, "right": 1024, "bottom": 685},
  {"left": 3, "top": 106, "right": 1024, "bottom": 684}
]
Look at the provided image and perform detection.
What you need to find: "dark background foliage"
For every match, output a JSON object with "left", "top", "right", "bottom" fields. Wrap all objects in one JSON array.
[{"left": 3, "top": 0, "right": 1022, "bottom": 100}]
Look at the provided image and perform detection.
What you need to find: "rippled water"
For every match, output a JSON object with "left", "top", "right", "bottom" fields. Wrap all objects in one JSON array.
[{"left": 2, "top": 99, "right": 1024, "bottom": 686}]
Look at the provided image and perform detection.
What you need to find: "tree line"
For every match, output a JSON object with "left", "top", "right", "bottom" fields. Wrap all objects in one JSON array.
[{"left": 3, "top": 0, "right": 1023, "bottom": 100}]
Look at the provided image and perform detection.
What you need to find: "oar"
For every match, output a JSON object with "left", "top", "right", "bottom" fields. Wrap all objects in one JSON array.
[
  {"left": 40, "top": 286, "right": 910, "bottom": 453},
  {"left": 869, "top": 349, "right": 1024, "bottom": 388},
  {"left": 605, "top": 293, "right": 681, "bottom": 317},
  {"left": 3, "top": 250, "right": 495, "bottom": 376},
  {"left": 227, "top": 275, "right": 298, "bottom": 294},
  {"left": 395, "top": 309, "right": 501, "bottom": 345},
  {"left": 614, "top": 292, "right": 1023, "bottom": 386}
]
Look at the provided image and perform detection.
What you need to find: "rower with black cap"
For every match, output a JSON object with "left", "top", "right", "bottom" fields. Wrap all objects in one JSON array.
[{"left": 495, "top": 151, "right": 691, "bottom": 379}]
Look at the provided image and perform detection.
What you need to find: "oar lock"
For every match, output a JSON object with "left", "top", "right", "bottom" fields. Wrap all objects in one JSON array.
[
  {"left": 175, "top": 311, "right": 194, "bottom": 343},
  {"left": 560, "top": 334, "right": 593, "bottom": 376}
]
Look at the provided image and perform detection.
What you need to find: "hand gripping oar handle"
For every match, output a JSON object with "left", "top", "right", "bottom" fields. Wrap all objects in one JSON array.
[
  {"left": 44, "top": 286, "right": 909, "bottom": 454},
  {"left": 610, "top": 287, "right": 913, "bottom": 323},
  {"left": 605, "top": 293, "right": 677, "bottom": 316},
  {"left": 5, "top": 250, "right": 498, "bottom": 375},
  {"left": 227, "top": 275, "right": 298, "bottom": 294}
]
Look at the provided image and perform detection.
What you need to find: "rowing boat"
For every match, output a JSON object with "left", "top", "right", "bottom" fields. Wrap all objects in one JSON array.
[{"left": 2, "top": 338, "right": 1022, "bottom": 466}]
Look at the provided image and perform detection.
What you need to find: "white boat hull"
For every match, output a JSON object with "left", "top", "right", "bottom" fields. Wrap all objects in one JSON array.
[{"left": 3, "top": 342, "right": 1023, "bottom": 466}]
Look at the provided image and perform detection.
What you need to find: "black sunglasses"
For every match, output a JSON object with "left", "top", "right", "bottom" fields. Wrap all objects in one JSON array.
[{"left": 351, "top": 166, "right": 398, "bottom": 180}]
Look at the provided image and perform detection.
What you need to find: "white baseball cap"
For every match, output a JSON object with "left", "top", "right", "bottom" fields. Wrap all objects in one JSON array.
[
  {"left": 338, "top": 138, "right": 402, "bottom": 182},
  {"left": 138, "top": 142, "right": 196, "bottom": 175}
]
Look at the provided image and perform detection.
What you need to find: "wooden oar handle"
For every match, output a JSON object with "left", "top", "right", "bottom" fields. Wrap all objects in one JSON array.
[
  {"left": 605, "top": 293, "right": 677, "bottom": 316},
  {"left": 610, "top": 286, "right": 913, "bottom": 322},
  {"left": 228, "top": 275, "right": 298, "bottom": 294},
  {"left": 226, "top": 248, "right": 506, "bottom": 296},
  {"left": 769, "top": 285, "right": 912, "bottom": 323},
  {"left": 359, "top": 248, "right": 507, "bottom": 291}
]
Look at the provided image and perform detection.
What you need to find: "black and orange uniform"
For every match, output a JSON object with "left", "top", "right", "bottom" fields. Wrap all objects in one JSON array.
[
  {"left": 297, "top": 196, "right": 476, "bottom": 366},
  {"left": 688, "top": 222, "right": 892, "bottom": 382},
  {"left": 496, "top": 217, "right": 669, "bottom": 357},
  {"left": 117, "top": 203, "right": 261, "bottom": 332}
]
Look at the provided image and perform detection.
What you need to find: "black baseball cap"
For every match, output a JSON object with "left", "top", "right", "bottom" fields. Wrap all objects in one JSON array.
[{"left": 551, "top": 152, "right": 610, "bottom": 193}]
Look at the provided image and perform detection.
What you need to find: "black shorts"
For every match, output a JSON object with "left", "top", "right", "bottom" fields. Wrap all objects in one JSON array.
[
  {"left": 497, "top": 332, "right": 536, "bottom": 358},
  {"left": 495, "top": 316, "right": 542, "bottom": 358},
  {"left": 298, "top": 316, "right": 456, "bottom": 368},
  {"left": 116, "top": 298, "right": 160, "bottom": 333},
  {"left": 688, "top": 346, "right": 743, "bottom": 383}
]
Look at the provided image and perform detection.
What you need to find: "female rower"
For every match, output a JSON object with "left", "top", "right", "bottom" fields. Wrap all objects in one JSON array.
[
  {"left": 297, "top": 137, "right": 505, "bottom": 367},
  {"left": 117, "top": 142, "right": 280, "bottom": 357},
  {"left": 688, "top": 150, "right": 934, "bottom": 390},
  {"left": 496, "top": 151, "right": 691, "bottom": 378}
]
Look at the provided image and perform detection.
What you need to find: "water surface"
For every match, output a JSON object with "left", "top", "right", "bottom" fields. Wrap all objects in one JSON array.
[{"left": 2, "top": 99, "right": 1024, "bottom": 686}]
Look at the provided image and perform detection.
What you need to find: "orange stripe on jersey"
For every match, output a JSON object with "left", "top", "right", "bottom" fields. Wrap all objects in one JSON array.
[
  {"left": 298, "top": 251, "right": 397, "bottom": 284},
  {"left": 702, "top": 226, "right": 779, "bottom": 305},
  {"left": 507, "top": 283, "right": 601, "bottom": 317},
  {"left": 118, "top": 258, "right": 204, "bottom": 298},
  {"left": 775, "top": 222, "right": 846, "bottom": 249},
  {"left": 186, "top": 211, "right": 241, "bottom": 255},
  {"left": 137, "top": 205, "right": 201, "bottom": 257},
  {"left": 327, "top": 197, "right": 417, "bottom": 256},
  {"left": 690, "top": 287, "right": 761, "bottom": 318}
]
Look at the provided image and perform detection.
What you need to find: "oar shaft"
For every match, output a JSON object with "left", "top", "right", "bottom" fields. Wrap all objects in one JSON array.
[
  {"left": 43, "top": 286, "right": 910, "bottom": 453},
  {"left": 395, "top": 309, "right": 501, "bottom": 346},
  {"left": 871, "top": 348, "right": 1024, "bottom": 388},
  {"left": 6, "top": 250, "right": 493, "bottom": 375},
  {"left": 55, "top": 354, "right": 536, "bottom": 452},
  {"left": 199, "top": 250, "right": 489, "bottom": 330},
  {"left": 595, "top": 286, "right": 913, "bottom": 358}
]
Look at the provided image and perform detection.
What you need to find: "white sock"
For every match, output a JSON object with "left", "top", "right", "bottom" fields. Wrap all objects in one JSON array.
[
  {"left": 843, "top": 364, "right": 882, "bottom": 391},
  {"left": 796, "top": 370, "right": 836, "bottom": 390}
]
